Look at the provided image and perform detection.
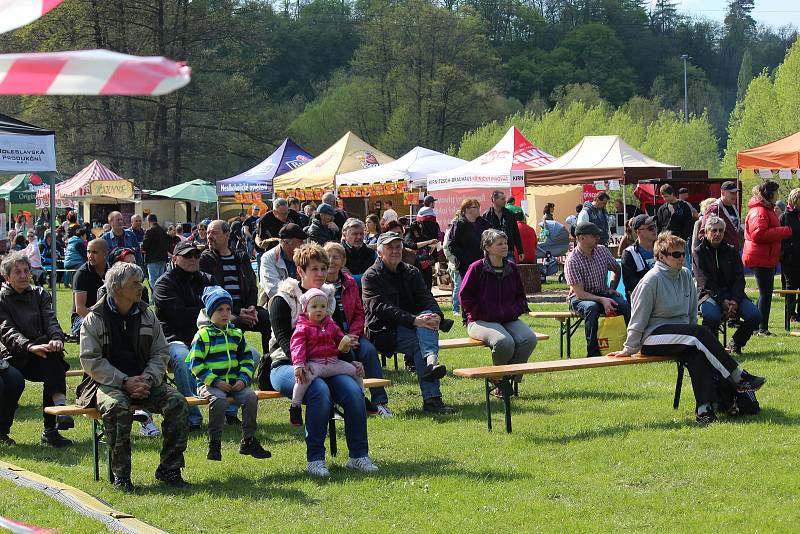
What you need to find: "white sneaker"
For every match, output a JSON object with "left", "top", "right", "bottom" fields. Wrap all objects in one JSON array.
[
  {"left": 375, "top": 404, "right": 394, "bottom": 418},
  {"left": 139, "top": 417, "right": 161, "bottom": 437},
  {"left": 307, "top": 460, "right": 330, "bottom": 478},
  {"left": 346, "top": 456, "right": 379, "bottom": 473}
]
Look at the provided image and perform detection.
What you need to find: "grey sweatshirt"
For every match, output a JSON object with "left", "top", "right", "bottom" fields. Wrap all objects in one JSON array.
[{"left": 623, "top": 261, "right": 698, "bottom": 353}]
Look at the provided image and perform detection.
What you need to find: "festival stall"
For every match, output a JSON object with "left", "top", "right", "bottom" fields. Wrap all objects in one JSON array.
[
  {"left": 36, "top": 159, "right": 135, "bottom": 225},
  {"left": 426, "top": 127, "right": 554, "bottom": 227},
  {"left": 273, "top": 131, "right": 394, "bottom": 217},
  {"left": 336, "top": 146, "right": 466, "bottom": 217},
  {"left": 0, "top": 172, "right": 61, "bottom": 231},
  {"left": 736, "top": 131, "right": 800, "bottom": 179}
]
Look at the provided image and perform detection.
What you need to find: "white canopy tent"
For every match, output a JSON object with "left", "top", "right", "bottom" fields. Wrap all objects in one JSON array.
[{"left": 336, "top": 146, "right": 466, "bottom": 188}]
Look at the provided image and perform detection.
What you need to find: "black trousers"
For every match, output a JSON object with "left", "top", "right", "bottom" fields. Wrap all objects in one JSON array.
[
  {"left": 0, "top": 365, "right": 25, "bottom": 435},
  {"left": 640, "top": 323, "right": 739, "bottom": 408},
  {"left": 11, "top": 352, "right": 68, "bottom": 429}
]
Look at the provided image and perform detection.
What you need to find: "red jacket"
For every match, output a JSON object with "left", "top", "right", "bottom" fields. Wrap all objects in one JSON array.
[
  {"left": 515, "top": 221, "right": 538, "bottom": 263},
  {"left": 339, "top": 271, "right": 366, "bottom": 337},
  {"left": 290, "top": 314, "right": 346, "bottom": 366},
  {"left": 742, "top": 197, "right": 792, "bottom": 268}
]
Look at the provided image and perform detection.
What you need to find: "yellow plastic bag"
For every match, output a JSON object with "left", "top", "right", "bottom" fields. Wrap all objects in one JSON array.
[{"left": 597, "top": 314, "right": 627, "bottom": 353}]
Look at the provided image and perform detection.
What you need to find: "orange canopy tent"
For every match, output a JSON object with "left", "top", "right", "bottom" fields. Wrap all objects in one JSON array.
[{"left": 736, "top": 131, "right": 800, "bottom": 170}]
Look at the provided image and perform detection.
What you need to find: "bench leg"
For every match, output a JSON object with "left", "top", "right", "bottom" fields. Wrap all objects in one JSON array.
[
  {"left": 484, "top": 379, "right": 493, "bottom": 432},
  {"left": 501, "top": 377, "right": 513, "bottom": 433},
  {"left": 786, "top": 297, "right": 791, "bottom": 332},
  {"left": 393, "top": 353, "right": 398, "bottom": 371},
  {"left": 91, "top": 419, "right": 100, "bottom": 482},
  {"left": 559, "top": 320, "right": 565, "bottom": 359},
  {"left": 566, "top": 317, "right": 582, "bottom": 359},
  {"left": 673, "top": 361, "right": 685, "bottom": 410},
  {"left": 381, "top": 353, "right": 386, "bottom": 367},
  {"left": 328, "top": 410, "right": 338, "bottom": 458}
]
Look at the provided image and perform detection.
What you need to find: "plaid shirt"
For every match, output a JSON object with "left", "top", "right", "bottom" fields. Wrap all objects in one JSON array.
[{"left": 565, "top": 245, "right": 617, "bottom": 299}]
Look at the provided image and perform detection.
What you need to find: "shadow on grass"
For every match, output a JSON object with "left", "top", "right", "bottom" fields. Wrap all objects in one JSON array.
[{"left": 136, "top": 473, "right": 317, "bottom": 504}]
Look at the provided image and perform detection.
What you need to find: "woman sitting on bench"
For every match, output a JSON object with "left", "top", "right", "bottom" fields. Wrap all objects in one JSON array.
[
  {"left": 459, "top": 229, "right": 538, "bottom": 397},
  {"left": 607, "top": 232, "right": 766, "bottom": 424}
]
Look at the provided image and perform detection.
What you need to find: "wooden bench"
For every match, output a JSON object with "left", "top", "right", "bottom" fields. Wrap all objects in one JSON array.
[
  {"left": 380, "top": 334, "right": 550, "bottom": 370},
  {"left": 44, "top": 378, "right": 391, "bottom": 482},
  {"left": 776, "top": 289, "right": 800, "bottom": 331},
  {"left": 454, "top": 355, "right": 682, "bottom": 433},
  {"left": 528, "top": 311, "right": 581, "bottom": 359}
]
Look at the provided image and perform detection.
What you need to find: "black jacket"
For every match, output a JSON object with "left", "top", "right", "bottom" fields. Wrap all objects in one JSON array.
[
  {"left": 141, "top": 222, "right": 171, "bottom": 263},
  {"left": 343, "top": 241, "right": 377, "bottom": 275},
  {"left": 0, "top": 283, "right": 65, "bottom": 366},
  {"left": 693, "top": 239, "right": 747, "bottom": 305},
  {"left": 780, "top": 209, "right": 800, "bottom": 269},
  {"left": 199, "top": 247, "right": 258, "bottom": 314},
  {"left": 153, "top": 264, "right": 215, "bottom": 346},
  {"left": 620, "top": 242, "right": 654, "bottom": 300},
  {"left": 656, "top": 200, "right": 695, "bottom": 240},
  {"left": 362, "top": 259, "right": 442, "bottom": 355},
  {"left": 305, "top": 217, "right": 339, "bottom": 246},
  {"left": 449, "top": 216, "right": 491, "bottom": 276},
  {"left": 483, "top": 206, "right": 523, "bottom": 256},
  {"left": 257, "top": 210, "right": 302, "bottom": 240}
]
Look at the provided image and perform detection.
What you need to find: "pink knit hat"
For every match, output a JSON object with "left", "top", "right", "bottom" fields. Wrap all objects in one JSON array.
[{"left": 300, "top": 288, "right": 327, "bottom": 312}]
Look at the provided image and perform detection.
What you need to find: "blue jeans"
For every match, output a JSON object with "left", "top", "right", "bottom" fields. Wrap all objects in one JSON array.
[
  {"left": 753, "top": 266, "right": 776, "bottom": 332},
  {"left": 450, "top": 269, "right": 463, "bottom": 314},
  {"left": 700, "top": 298, "right": 761, "bottom": 349},
  {"left": 352, "top": 336, "right": 388, "bottom": 405},
  {"left": 71, "top": 316, "right": 83, "bottom": 337},
  {"left": 570, "top": 293, "right": 631, "bottom": 357},
  {"left": 271, "top": 363, "right": 368, "bottom": 462},
  {"left": 684, "top": 240, "right": 693, "bottom": 273},
  {"left": 396, "top": 314, "right": 442, "bottom": 400},
  {"left": 146, "top": 261, "right": 166, "bottom": 289}
]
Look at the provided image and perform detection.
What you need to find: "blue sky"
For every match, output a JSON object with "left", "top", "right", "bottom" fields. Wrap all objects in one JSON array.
[{"left": 658, "top": 0, "right": 800, "bottom": 29}]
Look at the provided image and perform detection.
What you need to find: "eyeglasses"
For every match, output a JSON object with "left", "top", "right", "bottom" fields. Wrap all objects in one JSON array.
[{"left": 664, "top": 251, "right": 685, "bottom": 259}]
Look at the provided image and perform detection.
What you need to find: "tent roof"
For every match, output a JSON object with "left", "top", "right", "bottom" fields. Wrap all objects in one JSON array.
[
  {"left": 524, "top": 135, "right": 679, "bottom": 185},
  {"left": 0, "top": 113, "right": 54, "bottom": 136},
  {"left": 36, "top": 160, "right": 127, "bottom": 205},
  {"left": 154, "top": 179, "right": 217, "bottom": 203},
  {"left": 273, "top": 131, "right": 393, "bottom": 191},
  {"left": 736, "top": 131, "right": 800, "bottom": 170},
  {"left": 427, "top": 127, "right": 553, "bottom": 191},
  {"left": 0, "top": 172, "right": 59, "bottom": 197},
  {"left": 336, "top": 146, "right": 465, "bottom": 188},
  {"left": 216, "top": 138, "right": 313, "bottom": 196}
]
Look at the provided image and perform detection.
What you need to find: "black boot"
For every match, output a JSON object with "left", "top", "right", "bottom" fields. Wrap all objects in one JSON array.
[
  {"left": 41, "top": 428, "right": 72, "bottom": 448},
  {"left": 207, "top": 440, "right": 222, "bottom": 461},
  {"left": 239, "top": 437, "right": 271, "bottom": 459}
]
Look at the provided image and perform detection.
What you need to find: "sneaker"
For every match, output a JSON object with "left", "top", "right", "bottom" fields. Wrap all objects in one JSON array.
[
  {"left": 423, "top": 363, "right": 447, "bottom": 382},
  {"left": 696, "top": 409, "right": 717, "bottom": 425},
  {"left": 155, "top": 467, "right": 188, "bottom": 488},
  {"left": 736, "top": 371, "right": 766, "bottom": 393},
  {"left": 307, "top": 460, "right": 330, "bottom": 478},
  {"left": 0, "top": 434, "right": 16, "bottom": 445},
  {"left": 41, "top": 429, "right": 72, "bottom": 448},
  {"left": 207, "top": 440, "right": 222, "bottom": 461},
  {"left": 239, "top": 437, "right": 271, "bottom": 459},
  {"left": 56, "top": 415, "right": 74, "bottom": 430},
  {"left": 225, "top": 414, "right": 242, "bottom": 426},
  {"left": 132, "top": 410, "right": 150, "bottom": 423},
  {"left": 452, "top": 310, "right": 461, "bottom": 317},
  {"left": 289, "top": 405, "right": 303, "bottom": 427},
  {"left": 422, "top": 396, "right": 457, "bottom": 415},
  {"left": 374, "top": 404, "right": 394, "bottom": 418},
  {"left": 365, "top": 398, "right": 379, "bottom": 415},
  {"left": 756, "top": 330, "right": 775, "bottom": 337},
  {"left": 346, "top": 456, "right": 379, "bottom": 473},
  {"left": 139, "top": 418, "right": 161, "bottom": 437},
  {"left": 113, "top": 476, "right": 135, "bottom": 493},
  {"left": 725, "top": 341, "right": 741, "bottom": 356}
]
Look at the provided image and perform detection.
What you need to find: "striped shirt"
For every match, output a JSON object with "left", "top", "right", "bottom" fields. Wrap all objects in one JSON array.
[
  {"left": 189, "top": 323, "right": 255, "bottom": 386},
  {"left": 219, "top": 253, "right": 241, "bottom": 305},
  {"left": 565, "top": 245, "right": 617, "bottom": 299}
]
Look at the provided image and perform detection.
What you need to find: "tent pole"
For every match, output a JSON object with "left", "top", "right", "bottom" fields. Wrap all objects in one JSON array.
[
  {"left": 622, "top": 180, "right": 627, "bottom": 235},
  {"left": 49, "top": 174, "right": 57, "bottom": 311}
]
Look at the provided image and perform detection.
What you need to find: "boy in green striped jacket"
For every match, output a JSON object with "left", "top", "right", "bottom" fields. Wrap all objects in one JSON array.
[{"left": 190, "top": 286, "right": 271, "bottom": 461}]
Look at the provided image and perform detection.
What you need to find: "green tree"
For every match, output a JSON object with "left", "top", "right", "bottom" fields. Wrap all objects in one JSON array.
[{"left": 737, "top": 48, "right": 753, "bottom": 102}]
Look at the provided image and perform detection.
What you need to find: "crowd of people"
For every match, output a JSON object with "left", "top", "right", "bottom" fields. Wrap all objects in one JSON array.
[{"left": 0, "top": 180, "right": 791, "bottom": 490}]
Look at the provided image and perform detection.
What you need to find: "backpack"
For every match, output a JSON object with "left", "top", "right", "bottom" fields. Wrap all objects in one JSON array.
[{"left": 712, "top": 370, "right": 760, "bottom": 417}]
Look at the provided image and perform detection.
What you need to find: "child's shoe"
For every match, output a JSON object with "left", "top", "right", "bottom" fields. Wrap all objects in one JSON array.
[
  {"left": 207, "top": 440, "right": 222, "bottom": 461},
  {"left": 289, "top": 405, "right": 303, "bottom": 427},
  {"left": 239, "top": 437, "right": 271, "bottom": 459}
]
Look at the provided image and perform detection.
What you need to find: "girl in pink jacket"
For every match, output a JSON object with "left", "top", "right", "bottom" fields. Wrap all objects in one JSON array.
[{"left": 289, "top": 288, "right": 362, "bottom": 426}]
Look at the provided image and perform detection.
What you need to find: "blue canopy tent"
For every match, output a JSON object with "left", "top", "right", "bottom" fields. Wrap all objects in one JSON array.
[{"left": 216, "top": 138, "right": 313, "bottom": 197}]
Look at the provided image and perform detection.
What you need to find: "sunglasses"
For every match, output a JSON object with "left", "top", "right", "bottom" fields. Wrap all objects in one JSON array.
[{"left": 664, "top": 251, "right": 685, "bottom": 259}]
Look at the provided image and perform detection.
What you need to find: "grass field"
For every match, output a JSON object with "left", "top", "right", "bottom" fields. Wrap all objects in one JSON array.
[{"left": 1, "top": 280, "right": 799, "bottom": 532}]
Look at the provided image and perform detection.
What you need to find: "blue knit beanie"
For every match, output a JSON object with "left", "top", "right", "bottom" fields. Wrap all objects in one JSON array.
[{"left": 202, "top": 286, "right": 232, "bottom": 316}]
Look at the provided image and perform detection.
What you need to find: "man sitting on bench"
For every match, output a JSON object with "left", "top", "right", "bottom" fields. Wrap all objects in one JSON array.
[
  {"left": 693, "top": 216, "right": 761, "bottom": 355},
  {"left": 607, "top": 231, "right": 766, "bottom": 425},
  {"left": 77, "top": 262, "right": 189, "bottom": 492},
  {"left": 565, "top": 222, "right": 630, "bottom": 357}
]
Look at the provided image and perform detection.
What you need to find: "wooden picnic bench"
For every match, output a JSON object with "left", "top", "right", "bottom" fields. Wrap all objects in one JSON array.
[
  {"left": 380, "top": 334, "right": 550, "bottom": 370},
  {"left": 44, "top": 378, "right": 391, "bottom": 482},
  {"left": 776, "top": 289, "right": 800, "bottom": 331},
  {"left": 454, "top": 355, "right": 682, "bottom": 433}
]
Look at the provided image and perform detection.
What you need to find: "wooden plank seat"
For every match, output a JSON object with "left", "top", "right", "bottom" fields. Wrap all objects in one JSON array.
[
  {"left": 776, "top": 289, "right": 800, "bottom": 332},
  {"left": 453, "top": 355, "right": 682, "bottom": 433},
  {"left": 381, "top": 334, "right": 549, "bottom": 370},
  {"left": 44, "top": 378, "right": 391, "bottom": 482}
]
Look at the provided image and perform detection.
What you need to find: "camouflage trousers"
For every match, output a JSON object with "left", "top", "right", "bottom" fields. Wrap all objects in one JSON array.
[{"left": 97, "top": 382, "right": 189, "bottom": 479}]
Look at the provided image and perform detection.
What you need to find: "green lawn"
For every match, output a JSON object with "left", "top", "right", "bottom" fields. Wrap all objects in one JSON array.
[{"left": 1, "top": 281, "right": 799, "bottom": 532}]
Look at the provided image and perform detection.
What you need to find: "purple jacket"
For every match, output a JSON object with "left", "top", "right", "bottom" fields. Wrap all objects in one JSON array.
[{"left": 459, "top": 257, "right": 529, "bottom": 324}]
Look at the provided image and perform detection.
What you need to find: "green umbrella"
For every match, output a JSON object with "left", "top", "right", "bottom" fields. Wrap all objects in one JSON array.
[{"left": 153, "top": 178, "right": 217, "bottom": 203}]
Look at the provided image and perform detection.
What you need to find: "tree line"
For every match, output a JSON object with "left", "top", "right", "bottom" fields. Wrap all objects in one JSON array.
[{"left": 0, "top": 0, "right": 795, "bottom": 188}]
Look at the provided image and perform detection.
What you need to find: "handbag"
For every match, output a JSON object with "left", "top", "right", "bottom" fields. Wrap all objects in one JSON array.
[{"left": 597, "top": 314, "right": 627, "bottom": 353}]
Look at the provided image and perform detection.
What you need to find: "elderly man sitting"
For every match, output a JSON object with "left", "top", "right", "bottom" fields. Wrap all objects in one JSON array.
[
  {"left": 77, "top": 262, "right": 189, "bottom": 492},
  {"left": 341, "top": 218, "right": 377, "bottom": 284},
  {"left": 362, "top": 232, "right": 456, "bottom": 415},
  {"left": 693, "top": 215, "right": 761, "bottom": 355},
  {"left": 565, "top": 221, "right": 630, "bottom": 357}
]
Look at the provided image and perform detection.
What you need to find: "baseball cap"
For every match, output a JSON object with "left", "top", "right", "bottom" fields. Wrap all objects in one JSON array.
[
  {"left": 317, "top": 204, "right": 336, "bottom": 216},
  {"left": 575, "top": 222, "right": 602, "bottom": 236},
  {"left": 678, "top": 187, "right": 689, "bottom": 194},
  {"left": 377, "top": 231, "right": 403, "bottom": 245},
  {"left": 423, "top": 195, "right": 437, "bottom": 206},
  {"left": 721, "top": 181, "right": 740, "bottom": 192},
  {"left": 174, "top": 241, "right": 201, "bottom": 256},
  {"left": 631, "top": 214, "right": 656, "bottom": 231},
  {"left": 278, "top": 223, "right": 307, "bottom": 240}
]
